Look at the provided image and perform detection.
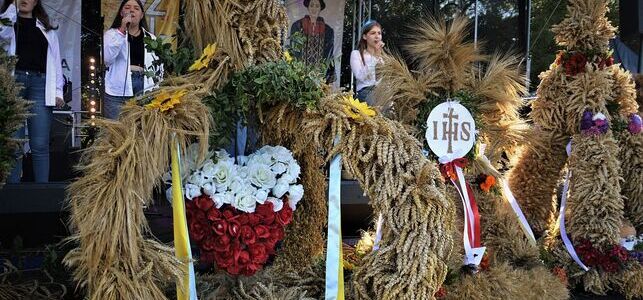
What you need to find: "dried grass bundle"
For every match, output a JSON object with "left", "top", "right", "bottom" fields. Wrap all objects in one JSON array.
[
  {"left": 552, "top": 0, "right": 615, "bottom": 52},
  {"left": 262, "top": 95, "right": 454, "bottom": 300},
  {"left": 406, "top": 16, "right": 483, "bottom": 91},
  {"left": 183, "top": 0, "right": 287, "bottom": 70},
  {"left": 509, "top": 0, "right": 643, "bottom": 295},
  {"left": 64, "top": 96, "right": 210, "bottom": 300}
]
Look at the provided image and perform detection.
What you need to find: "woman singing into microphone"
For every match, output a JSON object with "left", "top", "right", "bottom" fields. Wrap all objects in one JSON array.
[
  {"left": 103, "top": 0, "right": 161, "bottom": 119},
  {"left": 0, "top": 0, "right": 64, "bottom": 183}
]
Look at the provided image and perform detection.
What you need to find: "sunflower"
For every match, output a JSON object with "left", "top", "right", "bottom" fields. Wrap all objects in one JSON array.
[
  {"left": 188, "top": 43, "right": 217, "bottom": 72},
  {"left": 342, "top": 94, "right": 376, "bottom": 120},
  {"left": 284, "top": 51, "right": 293, "bottom": 63},
  {"left": 145, "top": 89, "right": 188, "bottom": 112}
]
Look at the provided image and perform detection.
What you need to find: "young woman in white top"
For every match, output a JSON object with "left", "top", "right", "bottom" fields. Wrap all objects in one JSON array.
[
  {"left": 0, "top": 0, "right": 64, "bottom": 183},
  {"left": 103, "top": 0, "right": 161, "bottom": 119},
  {"left": 350, "top": 20, "right": 384, "bottom": 105}
]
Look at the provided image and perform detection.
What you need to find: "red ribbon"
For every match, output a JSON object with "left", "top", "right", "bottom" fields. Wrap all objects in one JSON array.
[
  {"left": 465, "top": 183, "right": 481, "bottom": 247},
  {"left": 439, "top": 158, "right": 468, "bottom": 181},
  {"left": 441, "top": 158, "right": 481, "bottom": 249}
]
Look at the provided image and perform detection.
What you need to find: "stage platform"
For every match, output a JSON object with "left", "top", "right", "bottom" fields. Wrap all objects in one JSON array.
[{"left": 0, "top": 181, "right": 373, "bottom": 248}]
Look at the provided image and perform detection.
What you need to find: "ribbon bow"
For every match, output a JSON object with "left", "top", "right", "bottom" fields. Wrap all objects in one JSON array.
[{"left": 439, "top": 158, "right": 468, "bottom": 181}]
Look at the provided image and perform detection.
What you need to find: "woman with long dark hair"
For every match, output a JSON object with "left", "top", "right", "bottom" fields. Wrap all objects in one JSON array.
[
  {"left": 103, "top": 0, "right": 161, "bottom": 119},
  {"left": 350, "top": 20, "right": 384, "bottom": 105},
  {"left": 0, "top": 0, "right": 64, "bottom": 183}
]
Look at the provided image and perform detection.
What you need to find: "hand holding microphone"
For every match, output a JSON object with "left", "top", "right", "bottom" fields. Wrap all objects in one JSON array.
[{"left": 120, "top": 12, "right": 134, "bottom": 33}]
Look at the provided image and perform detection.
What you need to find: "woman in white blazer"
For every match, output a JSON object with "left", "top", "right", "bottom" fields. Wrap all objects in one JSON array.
[
  {"left": 103, "top": 0, "right": 162, "bottom": 119},
  {"left": 0, "top": 0, "right": 64, "bottom": 183}
]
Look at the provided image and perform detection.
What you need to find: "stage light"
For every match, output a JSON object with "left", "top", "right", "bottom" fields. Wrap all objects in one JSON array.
[
  {"left": 90, "top": 107, "right": 96, "bottom": 113},
  {"left": 91, "top": 122, "right": 95, "bottom": 126},
  {"left": 90, "top": 65, "right": 95, "bottom": 70},
  {"left": 91, "top": 115, "right": 95, "bottom": 119},
  {"left": 89, "top": 57, "right": 96, "bottom": 63},
  {"left": 90, "top": 100, "right": 96, "bottom": 106},
  {"left": 90, "top": 73, "right": 95, "bottom": 77},
  {"left": 91, "top": 80, "right": 95, "bottom": 84}
]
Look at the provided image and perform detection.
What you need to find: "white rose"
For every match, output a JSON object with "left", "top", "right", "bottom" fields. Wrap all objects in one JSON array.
[
  {"left": 234, "top": 192, "right": 257, "bottom": 213},
  {"left": 214, "top": 193, "right": 234, "bottom": 206},
  {"left": 593, "top": 112, "right": 607, "bottom": 121},
  {"left": 285, "top": 163, "right": 301, "bottom": 183},
  {"left": 272, "top": 146, "right": 294, "bottom": 163},
  {"left": 200, "top": 160, "right": 217, "bottom": 180},
  {"left": 266, "top": 197, "right": 284, "bottom": 212},
  {"left": 271, "top": 162, "right": 287, "bottom": 175},
  {"left": 287, "top": 184, "right": 304, "bottom": 210},
  {"left": 255, "top": 189, "right": 268, "bottom": 204},
  {"left": 184, "top": 183, "right": 202, "bottom": 200},
  {"left": 236, "top": 155, "right": 249, "bottom": 166},
  {"left": 249, "top": 164, "right": 277, "bottom": 190},
  {"left": 237, "top": 166, "right": 249, "bottom": 179},
  {"left": 162, "top": 171, "right": 173, "bottom": 185},
  {"left": 187, "top": 171, "right": 208, "bottom": 187},
  {"left": 229, "top": 178, "right": 247, "bottom": 195},
  {"left": 203, "top": 182, "right": 217, "bottom": 196},
  {"left": 165, "top": 187, "right": 174, "bottom": 203},
  {"left": 215, "top": 149, "right": 234, "bottom": 164},
  {"left": 272, "top": 182, "right": 289, "bottom": 198},
  {"left": 212, "top": 161, "right": 235, "bottom": 190}
]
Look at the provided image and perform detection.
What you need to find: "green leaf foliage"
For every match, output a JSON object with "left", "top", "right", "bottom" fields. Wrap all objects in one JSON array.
[{"left": 205, "top": 59, "right": 325, "bottom": 148}]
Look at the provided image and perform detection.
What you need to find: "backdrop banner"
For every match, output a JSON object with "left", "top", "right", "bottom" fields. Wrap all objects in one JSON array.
[
  {"left": 45, "top": 0, "right": 82, "bottom": 111},
  {"left": 286, "top": 0, "right": 346, "bottom": 89}
]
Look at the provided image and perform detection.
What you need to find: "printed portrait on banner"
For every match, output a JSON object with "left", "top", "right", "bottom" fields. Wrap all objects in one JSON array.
[{"left": 286, "top": 0, "right": 346, "bottom": 89}]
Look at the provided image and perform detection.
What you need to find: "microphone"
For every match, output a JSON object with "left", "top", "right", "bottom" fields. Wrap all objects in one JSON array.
[{"left": 124, "top": 12, "right": 134, "bottom": 29}]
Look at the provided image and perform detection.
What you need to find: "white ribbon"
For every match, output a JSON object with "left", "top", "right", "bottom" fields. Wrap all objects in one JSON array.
[
  {"left": 558, "top": 141, "right": 590, "bottom": 271},
  {"left": 500, "top": 179, "right": 537, "bottom": 246},
  {"left": 477, "top": 144, "right": 536, "bottom": 246},
  {"left": 325, "top": 135, "right": 344, "bottom": 299},
  {"left": 441, "top": 152, "right": 486, "bottom": 267},
  {"left": 372, "top": 214, "right": 383, "bottom": 251}
]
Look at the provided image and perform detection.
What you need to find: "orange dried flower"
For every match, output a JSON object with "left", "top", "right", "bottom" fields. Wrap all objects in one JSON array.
[
  {"left": 552, "top": 267, "right": 568, "bottom": 286},
  {"left": 480, "top": 175, "right": 496, "bottom": 192}
]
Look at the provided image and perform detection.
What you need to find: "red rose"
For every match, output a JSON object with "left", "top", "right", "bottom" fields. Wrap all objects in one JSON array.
[
  {"left": 186, "top": 199, "right": 196, "bottom": 210},
  {"left": 207, "top": 208, "right": 222, "bottom": 221},
  {"left": 241, "top": 264, "right": 260, "bottom": 276},
  {"left": 195, "top": 195, "right": 214, "bottom": 211},
  {"left": 276, "top": 205, "right": 293, "bottom": 225},
  {"left": 237, "top": 214, "right": 249, "bottom": 225},
  {"left": 247, "top": 213, "right": 262, "bottom": 226},
  {"left": 214, "top": 234, "right": 232, "bottom": 253},
  {"left": 227, "top": 264, "right": 241, "bottom": 275},
  {"left": 211, "top": 219, "right": 228, "bottom": 236},
  {"left": 256, "top": 203, "right": 276, "bottom": 225},
  {"left": 248, "top": 243, "right": 269, "bottom": 264},
  {"left": 191, "top": 210, "right": 207, "bottom": 224},
  {"left": 202, "top": 235, "right": 217, "bottom": 251},
  {"left": 189, "top": 221, "right": 207, "bottom": 242},
  {"left": 236, "top": 250, "right": 251, "bottom": 266},
  {"left": 222, "top": 207, "right": 236, "bottom": 220},
  {"left": 228, "top": 219, "right": 241, "bottom": 237},
  {"left": 215, "top": 251, "right": 235, "bottom": 268},
  {"left": 240, "top": 225, "right": 256, "bottom": 245},
  {"left": 199, "top": 250, "right": 216, "bottom": 264},
  {"left": 272, "top": 226, "right": 285, "bottom": 240},
  {"left": 254, "top": 225, "right": 271, "bottom": 239}
]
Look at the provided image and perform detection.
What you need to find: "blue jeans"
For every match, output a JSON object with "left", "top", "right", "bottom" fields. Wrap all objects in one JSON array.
[
  {"left": 104, "top": 71, "right": 144, "bottom": 120},
  {"left": 357, "top": 86, "right": 375, "bottom": 106},
  {"left": 9, "top": 70, "right": 52, "bottom": 183}
]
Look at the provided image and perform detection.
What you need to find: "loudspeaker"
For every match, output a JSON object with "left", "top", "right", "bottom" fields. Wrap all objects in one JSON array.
[{"left": 619, "top": 0, "right": 643, "bottom": 38}]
